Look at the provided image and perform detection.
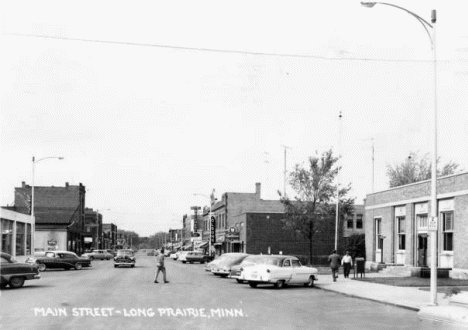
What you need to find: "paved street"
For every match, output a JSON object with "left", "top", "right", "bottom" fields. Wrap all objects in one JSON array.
[{"left": 0, "top": 255, "right": 451, "bottom": 330}]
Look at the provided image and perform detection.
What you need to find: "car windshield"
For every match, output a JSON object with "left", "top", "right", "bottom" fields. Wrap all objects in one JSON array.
[
  {"left": 242, "top": 256, "right": 282, "bottom": 266},
  {"left": 116, "top": 250, "right": 134, "bottom": 257}
]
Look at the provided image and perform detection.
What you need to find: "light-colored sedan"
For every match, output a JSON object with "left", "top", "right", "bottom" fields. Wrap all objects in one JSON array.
[
  {"left": 242, "top": 255, "right": 318, "bottom": 289},
  {"left": 81, "top": 249, "right": 113, "bottom": 260}
]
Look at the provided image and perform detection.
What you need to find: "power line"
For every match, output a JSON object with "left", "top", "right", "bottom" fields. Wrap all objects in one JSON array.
[{"left": 5, "top": 31, "right": 452, "bottom": 63}]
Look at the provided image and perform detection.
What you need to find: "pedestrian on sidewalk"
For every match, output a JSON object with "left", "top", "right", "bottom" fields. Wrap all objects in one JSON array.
[
  {"left": 341, "top": 251, "right": 353, "bottom": 279},
  {"left": 154, "top": 248, "right": 169, "bottom": 284},
  {"left": 328, "top": 250, "right": 341, "bottom": 282}
]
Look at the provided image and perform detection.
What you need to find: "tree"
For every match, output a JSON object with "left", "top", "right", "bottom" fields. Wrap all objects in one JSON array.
[
  {"left": 279, "top": 149, "right": 355, "bottom": 265},
  {"left": 344, "top": 234, "right": 366, "bottom": 259},
  {"left": 386, "top": 151, "right": 461, "bottom": 188}
]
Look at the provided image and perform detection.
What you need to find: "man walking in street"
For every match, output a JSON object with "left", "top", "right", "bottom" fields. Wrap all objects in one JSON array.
[
  {"left": 341, "top": 251, "right": 353, "bottom": 280},
  {"left": 328, "top": 250, "right": 341, "bottom": 282},
  {"left": 154, "top": 248, "right": 169, "bottom": 283}
]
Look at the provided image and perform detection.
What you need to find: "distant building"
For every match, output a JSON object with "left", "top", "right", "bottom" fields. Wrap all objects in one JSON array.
[
  {"left": 342, "top": 204, "right": 365, "bottom": 243},
  {"left": 197, "top": 183, "right": 359, "bottom": 263},
  {"left": 14, "top": 182, "right": 86, "bottom": 255},
  {"left": 102, "top": 223, "right": 118, "bottom": 250}
]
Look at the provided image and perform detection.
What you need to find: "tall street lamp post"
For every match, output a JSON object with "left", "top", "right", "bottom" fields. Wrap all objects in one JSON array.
[
  {"left": 31, "top": 156, "right": 64, "bottom": 256},
  {"left": 361, "top": 2, "right": 438, "bottom": 305}
]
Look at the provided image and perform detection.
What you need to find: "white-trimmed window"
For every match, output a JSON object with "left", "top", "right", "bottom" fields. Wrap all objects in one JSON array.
[
  {"left": 442, "top": 211, "right": 454, "bottom": 251},
  {"left": 356, "top": 215, "right": 363, "bottom": 229},
  {"left": 397, "top": 217, "right": 406, "bottom": 250},
  {"left": 375, "top": 218, "right": 382, "bottom": 249}
]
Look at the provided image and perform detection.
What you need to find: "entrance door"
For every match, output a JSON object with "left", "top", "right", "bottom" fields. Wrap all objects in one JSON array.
[{"left": 418, "top": 234, "right": 428, "bottom": 267}]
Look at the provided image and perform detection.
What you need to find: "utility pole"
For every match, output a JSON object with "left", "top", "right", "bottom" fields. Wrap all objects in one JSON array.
[
  {"left": 335, "top": 111, "right": 342, "bottom": 251},
  {"left": 281, "top": 145, "right": 291, "bottom": 197}
]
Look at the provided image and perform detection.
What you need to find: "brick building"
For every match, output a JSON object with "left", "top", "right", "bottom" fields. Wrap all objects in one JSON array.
[
  {"left": 197, "top": 183, "right": 359, "bottom": 263},
  {"left": 364, "top": 172, "right": 468, "bottom": 278},
  {"left": 102, "top": 223, "right": 118, "bottom": 250},
  {"left": 14, "top": 182, "right": 87, "bottom": 255}
]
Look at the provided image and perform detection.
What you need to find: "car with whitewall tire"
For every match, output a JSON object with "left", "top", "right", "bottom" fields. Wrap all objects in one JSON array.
[{"left": 242, "top": 255, "right": 318, "bottom": 289}]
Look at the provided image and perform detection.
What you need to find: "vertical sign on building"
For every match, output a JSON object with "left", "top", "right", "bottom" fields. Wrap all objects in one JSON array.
[{"left": 210, "top": 216, "right": 216, "bottom": 244}]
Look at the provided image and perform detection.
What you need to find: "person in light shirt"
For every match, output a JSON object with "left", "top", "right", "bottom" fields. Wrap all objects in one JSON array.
[
  {"left": 154, "top": 248, "right": 169, "bottom": 284},
  {"left": 341, "top": 251, "right": 353, "bottom": 280}
]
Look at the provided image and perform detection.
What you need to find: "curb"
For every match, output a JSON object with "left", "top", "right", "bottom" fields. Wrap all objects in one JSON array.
[{"left": 315, "top": 285, "right": 420, "bottom": 312}]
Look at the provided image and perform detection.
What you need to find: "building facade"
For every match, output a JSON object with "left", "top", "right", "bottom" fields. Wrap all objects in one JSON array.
[
  {"left": 102, "top": 223, "right": 118, "bottom": 250},
  {"left": 365, "top": 172, "right": 468, "bottom": 278},
  {"left": 0, "top": 207, "right": 34, "bottom": 261},
  {"left": 14, "top": 182, "right": 87, "bottom": 255}
]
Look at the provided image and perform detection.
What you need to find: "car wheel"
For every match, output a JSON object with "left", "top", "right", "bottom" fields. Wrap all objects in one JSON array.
[
  {"left": 220, "top": 274, "right": 228, "bottom": 278},
  {"left": 89, "top": 257, "right": 94, "bottom": 261},
  {"left": 182, "top": 261, "right": 186, "bottom": 264},
  {"left": 305, "top": 276, "right": 315, "bottom": 287},
  {"left": 75, "top": 263, "right": 83, "bottom": 270},
  {"left": 131, "top": 265, "right": 135, "bottom": 268},
  {"left": 248, "top": 282, "right": 258, "bottom": 288},
  {"left": 9, "top": 277, "right": 25, "bottom": 289},
  {"left": 190, "top": 262, "right": 193, "bottom": 264},
  {"left": 236, "top": 279, "right": 244, "bottom": 284},
  {"left": 275, "top": 280, "right": 285, "bottom": 289},
  {"left": 38, "top": 263, "right": 46, "bottom": 272},
  {"left": 114, "top": 265, "right": 118, "bottom": 268},
  {"left": 106, "top": 258, "right": 110, "bottom": 260}
]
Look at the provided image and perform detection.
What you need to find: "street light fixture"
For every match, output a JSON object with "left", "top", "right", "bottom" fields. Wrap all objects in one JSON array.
[
  {"left": 31, "top": 156, "right": 64, "bottom": 256},
  {"left": 361, "top": 2, "right": 438, "bottom": 305}
]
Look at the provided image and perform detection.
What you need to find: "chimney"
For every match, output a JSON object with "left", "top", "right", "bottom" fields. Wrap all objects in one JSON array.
[
  {"left": 22, "top": 181, "right": 26, "bottom": 188},
  {"left": 65, "top": 182, "right": 69, "bottom": 187},
  {"left": 255, "top": 182, "right": 261, "bottom": 198}
]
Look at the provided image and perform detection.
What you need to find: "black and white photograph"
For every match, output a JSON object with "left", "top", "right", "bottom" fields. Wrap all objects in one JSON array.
[{"left": 1, "top": 1, "right": 468, "bottom": 329}]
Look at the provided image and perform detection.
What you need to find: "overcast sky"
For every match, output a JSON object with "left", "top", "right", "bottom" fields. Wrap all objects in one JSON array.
[{"left": 1, "top": 0, "right": 467, "bottom": 237}]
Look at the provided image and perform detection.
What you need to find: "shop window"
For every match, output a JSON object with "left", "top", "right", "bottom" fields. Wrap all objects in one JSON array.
[
  {"left": 397, "top": 217, "right": 405, "bottom": 250},
  {"left": 356, "top": 215, "right": 363, "bottom": 229},
  {"left": 347, "top": 218, "right": 354, "bottom": 229},
  {"left": 1, "top": 219, "right": 13, "bottom": 254},
  {"left": 442, "top": 212, "right": 454, "bottom": 251},
  {"left": 16, "top": 222, "right": 25, "bottom": 255}
]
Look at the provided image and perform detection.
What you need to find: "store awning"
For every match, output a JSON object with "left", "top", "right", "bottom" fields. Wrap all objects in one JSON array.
[{"left": 195, "top": 241, "right": 208, "bottom": 249}]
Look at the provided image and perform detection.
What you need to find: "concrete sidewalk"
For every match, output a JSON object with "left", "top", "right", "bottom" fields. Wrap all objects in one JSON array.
[{"left": 314, "top": 272, "right": 451, "bottom": 311}]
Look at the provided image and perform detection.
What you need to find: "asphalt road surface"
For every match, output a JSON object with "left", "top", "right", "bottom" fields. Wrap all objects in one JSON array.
[{"left": 0, "top": 254, "right": 455, "bottom": 330}]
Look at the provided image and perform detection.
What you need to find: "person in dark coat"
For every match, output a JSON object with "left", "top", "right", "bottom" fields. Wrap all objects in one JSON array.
[
  {"left": 154, "top": 248, "right": 169, "bottom": 283},
  {"left": 328, "top": 250, "right": 341, "bottom": 282}
]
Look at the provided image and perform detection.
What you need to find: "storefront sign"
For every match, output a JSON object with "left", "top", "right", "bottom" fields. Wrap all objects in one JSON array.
[
  {"left": 47, "top": 239, "right": 57, "bottom": 246},
  {"left": 428, "top": 216, "right": 438, "bottom": 231},
  {"left": 210, "top": 216, "right": 216, "bottom": 244},
  {"left": 395, "top": 206, "right": 406, "bottom": 217}
]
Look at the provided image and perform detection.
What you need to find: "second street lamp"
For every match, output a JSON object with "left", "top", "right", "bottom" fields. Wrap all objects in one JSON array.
[{"left": 361, "top": 2, "right": 439, "bottom": 306}]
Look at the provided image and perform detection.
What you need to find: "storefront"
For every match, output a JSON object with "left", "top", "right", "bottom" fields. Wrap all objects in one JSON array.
[{"left": 1, "top": 207, "right": 34, "bottom": 261}]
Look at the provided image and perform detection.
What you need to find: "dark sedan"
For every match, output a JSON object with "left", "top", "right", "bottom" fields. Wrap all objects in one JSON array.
[
  {"left": 26, "top": 250, "right": 92, "bottom": 271},
  {"left": 1, "top": 252, "right": 41, "bottom": 289},
  {"left": 185, "top": 251, "right": 210, "bottom": 264}
]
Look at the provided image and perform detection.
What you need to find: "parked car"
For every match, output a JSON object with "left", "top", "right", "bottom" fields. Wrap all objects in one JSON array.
[
  {"left": 211, "top": 253, "right": 249, "bottom": 277},
  {"left": 1, "top": 252, "right": 41, "bottom": 289},
  {"left": 178, "top": 251, "right": 190, "bottom": 263},
  {"left": 147, "top": 250, "right": 155, "bottom": 256},
  {"left": 242, "top": 255, "right": 318, "bottom": 289},
  {"left": 114, "top": 249, "right": 136, "bottom": 268},
  {"left": 107, "top": 249, "right": 117, "bottom": 257},
  {"left": 26, "top": 250, "right": 92, "bottom": 271},
  {"left": 230, "top": 255, "right": 274, "bottom": 283},
  {"left": 81, "top": 249, "right": 113, "bottom": 260},
  {"left": 185, "top": 251, "right": 210, "bottom": 264},
  {"left": 204, "top": 253, "right": 244, "bottom": 272},
  {"left": 170, "top": 252, "right": 179, "bottom": 260}
]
